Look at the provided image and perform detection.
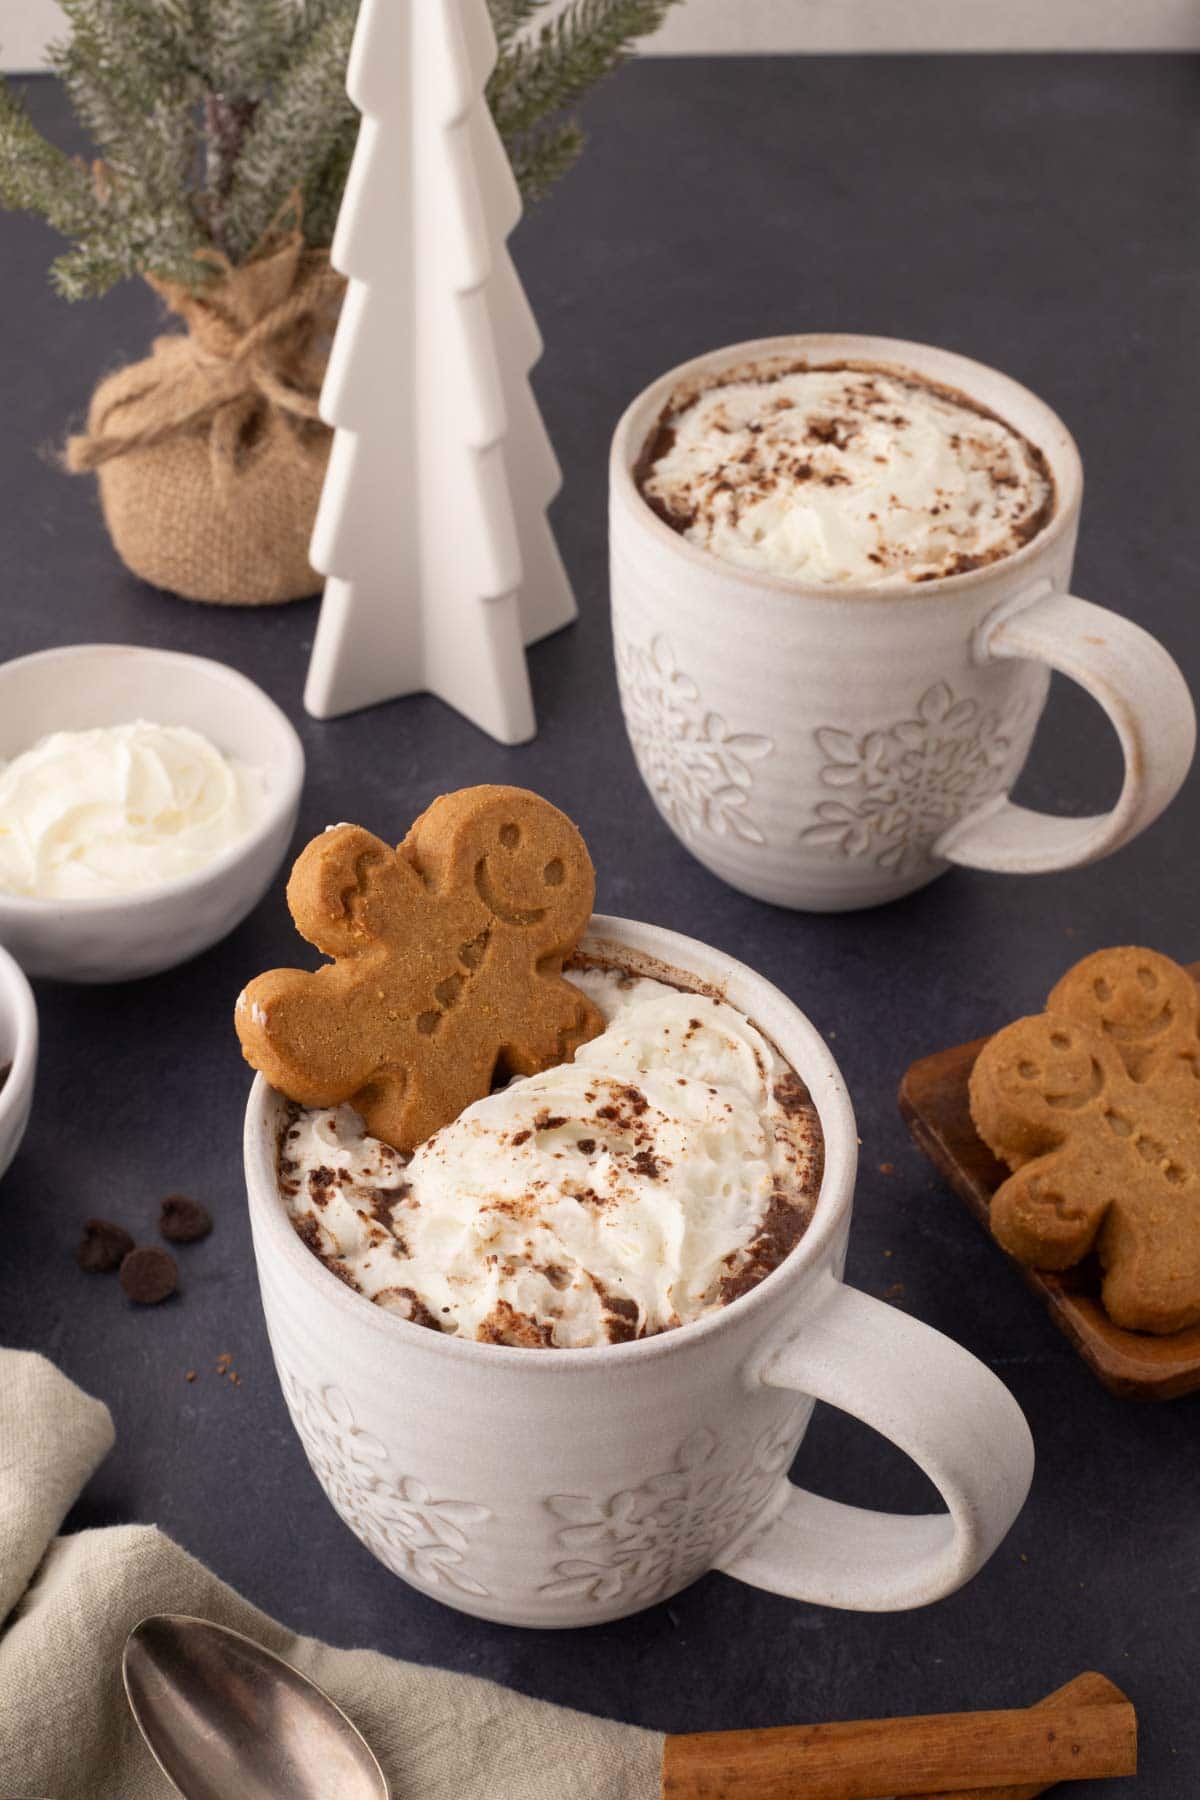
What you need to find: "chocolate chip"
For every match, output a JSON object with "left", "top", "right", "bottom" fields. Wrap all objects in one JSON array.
[
  {"left": 120, "top": 1246, "right": 178, "bottom": 1305},
  {"left": 77, "top": 1218, "right": 135, "bottom": 1273},
  {"left": 160, "top": 1195, "right": 213, "bottom": 1244}
]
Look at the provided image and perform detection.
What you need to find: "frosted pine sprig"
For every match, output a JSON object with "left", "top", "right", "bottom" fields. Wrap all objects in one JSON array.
[{"left": 0, "top": 0, "right": 682, "bottom": 299}]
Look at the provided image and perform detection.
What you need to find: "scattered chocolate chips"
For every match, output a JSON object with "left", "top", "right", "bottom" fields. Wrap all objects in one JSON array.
[
  {"left": 160, "top": 1194, "right": 213, "bottom": 1244},
  {"left": 119, "top": 1246, "right": 178, "bottom": 1305},
  {"left": 77, "top": 1218, "right": 136, "bottom": 1273}
]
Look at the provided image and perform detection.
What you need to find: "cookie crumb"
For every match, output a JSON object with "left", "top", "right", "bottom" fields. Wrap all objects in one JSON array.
[
  {"left": 879, "top": 1161, "right": 895, "bottom": 1176},
  {"left": 185, "top": 1370, "right": 196, "bottom": 1382}
]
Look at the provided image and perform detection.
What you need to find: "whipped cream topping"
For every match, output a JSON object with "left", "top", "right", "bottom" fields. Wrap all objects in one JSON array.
[
  {"left": 278, "top": 968, "right": 823, "bottom": 1349},
  {"left": 0, "top": 720, "right": 268, "bottom": 900},
  {"left": 638, "top": 362, "right": 1054, "bottom": 586}
]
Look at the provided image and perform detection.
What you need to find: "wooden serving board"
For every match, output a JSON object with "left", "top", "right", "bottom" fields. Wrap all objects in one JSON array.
[{"left": 898, "top": 962, "right": 1200, "bottom": 1403}]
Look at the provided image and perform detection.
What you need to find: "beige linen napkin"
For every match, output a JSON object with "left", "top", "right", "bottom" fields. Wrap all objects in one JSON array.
[{"left": 0, "top": 1350, "right": 663, "bottom": 1799}]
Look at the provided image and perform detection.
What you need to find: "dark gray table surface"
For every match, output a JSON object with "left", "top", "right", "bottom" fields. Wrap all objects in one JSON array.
[{"left": 2, "top": 54, "right": 1197, "bottom": 1796}]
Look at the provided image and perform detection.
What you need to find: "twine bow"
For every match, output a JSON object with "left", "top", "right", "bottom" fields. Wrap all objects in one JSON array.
[{"left": 66, "top": 225, "right": 345, "bottom": 498}]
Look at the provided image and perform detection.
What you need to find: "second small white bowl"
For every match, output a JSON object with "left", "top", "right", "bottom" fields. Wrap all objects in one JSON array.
[
  {"left": 0, "top": 644, "right": 305, "bottom": 983},
  {"left": 0, "top": 943, "right": 37, "bottom": 1180}
]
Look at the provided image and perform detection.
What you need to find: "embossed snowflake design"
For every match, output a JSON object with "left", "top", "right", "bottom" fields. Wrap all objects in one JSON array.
[
  {"left": 617, "top": 634, "right": 774, "bottom": 846},
  {"left": 540, "top": 1420, "right": 798, "bottom": 1606},
  {"left": 801, "top": 680, "right": 1027, "bottom": 875},
  {"left": 280, "top": 1373, "right": 492, "bottom": 1596}
]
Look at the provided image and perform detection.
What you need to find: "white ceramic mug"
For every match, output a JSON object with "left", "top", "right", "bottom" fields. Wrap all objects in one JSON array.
[
  {"left": 610, "top": 334, "right": 1196, "bottom": 911},
  {"left": 245, "top": 915, "right": 1033, "bottom": 1628}
]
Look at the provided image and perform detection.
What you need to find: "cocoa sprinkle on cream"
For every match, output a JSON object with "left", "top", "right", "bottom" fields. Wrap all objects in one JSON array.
[{"left": 637, "top": 361, "right": 1054, "bottom": 587}]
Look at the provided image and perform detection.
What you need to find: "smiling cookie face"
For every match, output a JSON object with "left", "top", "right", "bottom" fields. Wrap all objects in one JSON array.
[
  {"left": 1049, "top": 947, "right": 1199, "bottom": 1082},
  {"left": 971, "top": 1015, "right": 1118, "bottom": 1162},
  {"left": 405, "top": 786, "right": 596, "bottom": 959}
]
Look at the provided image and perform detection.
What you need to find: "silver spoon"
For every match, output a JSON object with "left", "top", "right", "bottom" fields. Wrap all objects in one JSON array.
[{"left": 123, "top": 1614, "right": 389, "bottom": 1800}]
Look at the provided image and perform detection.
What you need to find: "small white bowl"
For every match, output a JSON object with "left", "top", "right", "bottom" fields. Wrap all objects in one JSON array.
[
  {"left": 0, "top": 644, "right": 305, "bottom": 983},
  {"left": 0, "top": 943, "right": 37, "bottom": 1180}
]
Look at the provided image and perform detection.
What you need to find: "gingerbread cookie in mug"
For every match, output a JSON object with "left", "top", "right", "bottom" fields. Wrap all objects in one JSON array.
[
  {"left": 235, "top": 785, "right": 604, "bottom": 1153},
  {"left": 969, "top": 947, "right": 1200, "bottom": 1335}
]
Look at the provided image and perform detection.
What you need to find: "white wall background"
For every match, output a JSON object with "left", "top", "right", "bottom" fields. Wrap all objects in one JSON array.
[{"left": 4, "top": 0, "right": 1200, "bottom": 70}]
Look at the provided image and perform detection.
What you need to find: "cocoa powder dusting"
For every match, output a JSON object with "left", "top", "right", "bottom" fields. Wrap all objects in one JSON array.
[
  {"left": 477, "top": 1300, "right": 555, "bottom": 1348},
  {"left": 374, "top": 1286, "right": 443, "bottom": 1331},
  {"left": 635, "top": 357, "right": 1056, "bottom": 580},
  {"left": 589, "top": 1276, "right": 641, "bottom": 1344}
]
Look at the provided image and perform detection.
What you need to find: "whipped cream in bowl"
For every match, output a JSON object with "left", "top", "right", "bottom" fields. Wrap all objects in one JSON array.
[
  {"left": 0, "top": 645, "right": 304, "bottom": 981},
  {"left": 0, "top": 720, "right": 268, "bottom": 901},
  {"left": 273, "top": 954, "right": 827, "bottom": 1351}
]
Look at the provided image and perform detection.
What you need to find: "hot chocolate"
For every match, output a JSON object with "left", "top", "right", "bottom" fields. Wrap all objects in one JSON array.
[
  {"left": 276, "top": 962, "right": 823, "bottom": 1347},
  {"left": 636, "top": 360, "right": 1054, "bottom": 586}
]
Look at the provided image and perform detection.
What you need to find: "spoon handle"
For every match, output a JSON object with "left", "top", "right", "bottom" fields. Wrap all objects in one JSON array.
[{"left": 660, "top": 1697, "right": 1137, "bottom": 1799}]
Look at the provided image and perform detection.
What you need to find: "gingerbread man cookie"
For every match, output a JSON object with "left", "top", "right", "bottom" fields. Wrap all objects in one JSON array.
[
  {"left": 969, "top": 947, "right": 1200, "bottom": 1335},
  {"left": 236, "top": 786, "right": 605, "bottom": 1152}
]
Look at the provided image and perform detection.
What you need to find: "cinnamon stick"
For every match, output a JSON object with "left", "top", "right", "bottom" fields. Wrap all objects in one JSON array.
[
  {"left": 913, "top": 1671, "right": 1131, "bottom": 1800},
  {"left": 660, "top": 1696, "right": 1136, "bottom": 1799}
]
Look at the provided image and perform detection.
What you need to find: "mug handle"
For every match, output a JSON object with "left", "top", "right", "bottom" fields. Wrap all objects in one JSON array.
[
  {"left": 935, "top": 590, "right": 1195, "bottom": 873},
  {"left": 717, "top": 1280, "right": 1034, "bottom": 1610}
]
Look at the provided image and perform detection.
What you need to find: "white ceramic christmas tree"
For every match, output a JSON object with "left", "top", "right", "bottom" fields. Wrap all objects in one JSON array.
[{"left": 305, "top": 0, "right": 576, "bottom": 744}]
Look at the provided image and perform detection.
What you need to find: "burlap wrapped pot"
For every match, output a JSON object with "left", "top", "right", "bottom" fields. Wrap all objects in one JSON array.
[{"left": 66, "top": 231, "right": 344, "bottom": 606}]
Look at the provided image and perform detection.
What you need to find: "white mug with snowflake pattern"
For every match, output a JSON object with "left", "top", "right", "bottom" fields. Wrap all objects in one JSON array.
[
  {"left": 610, "top": 334, "right": 1195, "bottom": 911},
  {"left": 245, "top": 915, "right": 1034, "bottom": 1628}
]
